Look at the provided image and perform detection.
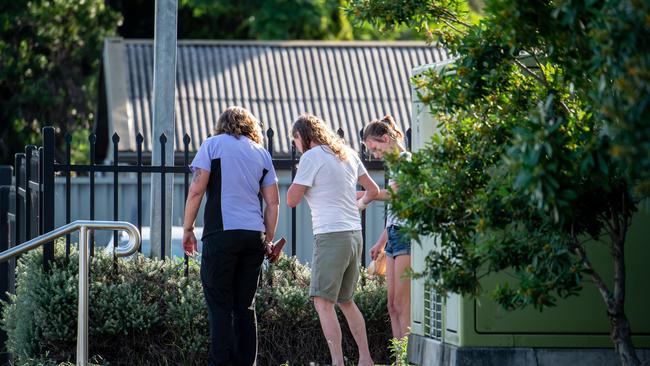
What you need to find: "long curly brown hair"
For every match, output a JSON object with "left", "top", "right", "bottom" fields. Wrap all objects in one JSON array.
[
  {"left": 291, "top": 114, "right": 348, "bottom": 161},
  {"left": 215, "top": 106, "right": 263, "bottom": 144}
]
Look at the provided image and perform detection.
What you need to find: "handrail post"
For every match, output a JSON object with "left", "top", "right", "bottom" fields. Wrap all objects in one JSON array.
[
  {"left": 0, "top": 220, "right": 140, "bottom": 366},
  {"left": 77, "top": 226, "right": 89, "bottom": 366}
]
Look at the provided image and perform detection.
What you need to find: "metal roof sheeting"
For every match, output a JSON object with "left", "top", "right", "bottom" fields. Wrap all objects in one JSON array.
[{"left": 106, "top": 39, "right": 449, "bottom": 157}]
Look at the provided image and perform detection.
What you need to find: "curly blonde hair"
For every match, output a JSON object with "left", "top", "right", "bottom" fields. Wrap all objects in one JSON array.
[
  {"left": 362, "top": 115, "right": 404, "bottom": 143},
  {"left": 291, "top": 114, "right": 348, "bottom": 161},
  {"left": 215, "top": 106, "right": 263, "bottom": 144}
]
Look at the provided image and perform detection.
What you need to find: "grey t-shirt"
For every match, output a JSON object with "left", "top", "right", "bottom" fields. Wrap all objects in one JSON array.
[{"left": 190, "top": 134, "right": 277, "bottom": 238}]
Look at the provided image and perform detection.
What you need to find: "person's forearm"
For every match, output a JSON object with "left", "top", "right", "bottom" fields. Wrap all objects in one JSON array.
[
  {"left": 263, "top": 203, "right": 279, "bottom": 242},
  {"left": 361, "top": 186, "right": 381, "bottom": 203},
  {"left": 375, "top": 188, "right": 390, "bottom": 201},
  {"left": 378, "top": 228, "right": 388, "bottom": 247},
  {"left": 183, "top": 192, "right": 203, "bottom": 231},
  {"left": 357, "top": 189, "right": 387, "bottom": 201}
]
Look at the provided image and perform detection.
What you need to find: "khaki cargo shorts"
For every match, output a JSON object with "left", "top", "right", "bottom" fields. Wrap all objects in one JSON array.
[{"left": 309, "top": 230, "right": 362, "bottom": 304}]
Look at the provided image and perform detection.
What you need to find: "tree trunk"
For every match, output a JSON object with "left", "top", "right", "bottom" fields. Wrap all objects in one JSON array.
[
  {"left": 609, "top": 308, "right": 641, "bottom": 366},
  {"left": 608, "top": 203, "right": 642, "bottom": 366},
  {"left": 574, "top": 197, "right": 642, "bottom": 366}
]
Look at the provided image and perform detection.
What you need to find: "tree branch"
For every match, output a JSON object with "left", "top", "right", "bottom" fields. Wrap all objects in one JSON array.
[
  {"left": 611, "top": 205, "right": 621, "bottom": 241},
  {"left": 571, "top": 224, "right": 613, "bottom": 308},
  {"left": 611, "top": 191, "right": 630, "bottom": 311},
  {"left": 530, "top": 52, "right": 549, "bottom": 85},
  {"left": 514, "top": 58, "right": 547, "bottom": 85},
  {"left": 436, "top": 7, "right": 472, "bottom": 28},
  {"left": 601, "top": 213, "right": 617, "bottom": 238},
  {"left": 441, "top": 18, "right": 467, "bottom": 35},
  {"left": 574, "top": 244, "right": 613, "bottom": 308},
  {"left": 513, "top": 57, "right": 574, "bottom": 118}
]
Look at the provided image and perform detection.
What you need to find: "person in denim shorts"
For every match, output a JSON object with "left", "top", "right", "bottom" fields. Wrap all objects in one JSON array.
[
  {"left": 287, "top": 114, "right": 379, "bottom": 366},
  {"left": 361, "top": 115, "right": 412, "bottom": 339}
]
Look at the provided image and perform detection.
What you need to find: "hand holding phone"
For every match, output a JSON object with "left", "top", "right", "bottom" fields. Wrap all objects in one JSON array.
[{"left": 266, "top": 237, "right": 286, "bottom": 263}]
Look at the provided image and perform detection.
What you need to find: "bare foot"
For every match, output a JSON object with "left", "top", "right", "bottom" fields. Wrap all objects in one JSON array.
[{"left": 358, "top": 356, "right": 374, "bottom": 366}]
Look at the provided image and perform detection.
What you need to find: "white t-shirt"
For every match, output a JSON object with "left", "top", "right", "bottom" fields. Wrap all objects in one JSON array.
[
  {"left": 386, "top": 151, "right": 412, "bottom": 228},
  {"left": 293, "top": 145, "right": 368, "bottom": 235}
]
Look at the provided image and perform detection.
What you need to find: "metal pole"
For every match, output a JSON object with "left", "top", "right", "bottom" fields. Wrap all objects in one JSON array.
[
  {"left": 0, "top": 220, "right": 140, "bottom": 366},
  {"left": 89, "top": 134, "right": 96, "bottom": 256},
  {"left": 0, "top": 221, "right": 140, "bottom": 263},
  {"left": 0, "top": 220, "right": 143, "bottom": 366},
  {"left": 358, "top": 128, "right": 366, "bottom": 266},
  {"left": 25, "top": 146, "right": 34, "bottom": 241},
  {"left": 149, "top": 0, "right": 178, "bottom": 258},
  {"left": 291, "top": 143, "right": 297, "bottom": 256},
  {"left": 0, "top": 166, "right": 12, "bottom": 366},
  {"left": 42, "top": 127, "right": 55, "bottom": 268},
  {"left": 76, "top": 226, "right": 89, "bottom": 366},
  {"left": 14, "top": 154, "right": 23, "bottom": 246}
]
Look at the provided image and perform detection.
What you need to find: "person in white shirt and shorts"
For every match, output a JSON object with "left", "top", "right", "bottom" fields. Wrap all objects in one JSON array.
[{"left": 287, "top": 114, "right": 379, "bottom": 366}]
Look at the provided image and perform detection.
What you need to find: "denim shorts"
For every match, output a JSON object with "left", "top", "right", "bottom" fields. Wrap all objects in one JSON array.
[{"left": 386, "top": 225, "right": 411, "bottom": 258}]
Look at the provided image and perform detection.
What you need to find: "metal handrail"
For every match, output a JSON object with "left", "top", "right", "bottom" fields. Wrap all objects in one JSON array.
[{"left": 0, "top": 220, "right": 141, "bottom": 366}]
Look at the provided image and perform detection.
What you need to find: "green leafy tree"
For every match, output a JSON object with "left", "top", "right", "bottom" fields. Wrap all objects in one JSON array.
[
  {"left": 0, "top": 0, "right": 417, "bottom": 165},
  {"left": 109, "top": 0, "right": 416, "bottom": 41},
  {"left": 0, "top": 0, "right": 121, "bottom": 164},
  {"left": 347, "top": 1, "right": 649, "bottom": 365},
  {"left": 178, "top": 0, "right": 417, "bottom": 40},
  {"left": 109, "top": 0, "right": 356, "bottom": 40}
]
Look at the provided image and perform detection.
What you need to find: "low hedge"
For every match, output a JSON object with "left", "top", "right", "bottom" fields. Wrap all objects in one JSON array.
[{"left": 1, "top": 242, "right": 391, "bottom": 365}]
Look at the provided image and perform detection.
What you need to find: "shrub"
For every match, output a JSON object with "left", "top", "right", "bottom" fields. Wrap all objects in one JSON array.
[
  {"left": 388, "top": 337, "right": 408, "bottom": 366},
  {"left": 1, "top": 242, "right": 391, "bottom": 365}
]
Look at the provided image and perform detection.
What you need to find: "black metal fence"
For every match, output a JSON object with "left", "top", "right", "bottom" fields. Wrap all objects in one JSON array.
[
  {"left": 0, "top": 125, "right": 411, "bottom": 362},
  {"left": 0, "top": 126, "right": 411, "bottom": 264}
]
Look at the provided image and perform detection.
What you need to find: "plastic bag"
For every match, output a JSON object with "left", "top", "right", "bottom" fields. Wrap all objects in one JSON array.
[{"left": 367, "top": 250, "right": 386, "bottom": 276}]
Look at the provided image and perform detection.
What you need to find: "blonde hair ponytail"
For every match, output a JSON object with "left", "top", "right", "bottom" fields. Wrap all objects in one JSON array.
[{"left": 362, "top": 115, "right": 404, "bottom": 143}]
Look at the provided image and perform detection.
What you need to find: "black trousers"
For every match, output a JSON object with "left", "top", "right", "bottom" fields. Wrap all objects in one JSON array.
[{"left": 201, "top": 230, "right": 265, "bottom": 366}]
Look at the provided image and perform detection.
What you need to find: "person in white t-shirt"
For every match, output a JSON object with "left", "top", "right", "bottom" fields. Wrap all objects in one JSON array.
[{"left": 287, "top": 114, "right": 379, "bottom": 366}]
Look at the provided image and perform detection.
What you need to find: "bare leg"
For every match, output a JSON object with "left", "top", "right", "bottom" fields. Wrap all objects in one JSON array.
[
  {"left": 338, "top": 300, "right": 374, "bottom": 366},
  {"left": 385, "top": 256, "right": 401, "bottom": 338},
  {"left": 314, "top": 296, "right": 345, "bottom": 365},
  {"left": 393, "top": 254, "right": 411, "bottom": 338}
]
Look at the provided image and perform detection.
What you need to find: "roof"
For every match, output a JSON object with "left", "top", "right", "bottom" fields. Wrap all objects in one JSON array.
[{"left": 99, "top": 38, "right": 450, "bottom": 160}]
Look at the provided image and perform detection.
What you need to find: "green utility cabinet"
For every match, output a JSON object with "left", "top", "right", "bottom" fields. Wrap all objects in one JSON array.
[{"left": 409, "top": 62, "right": 650, "bottom": 350}]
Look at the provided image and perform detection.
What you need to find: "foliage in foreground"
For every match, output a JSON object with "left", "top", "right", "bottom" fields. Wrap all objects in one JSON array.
[{"left": 348, "top": 1, "right": 649, "bottom": 365}]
